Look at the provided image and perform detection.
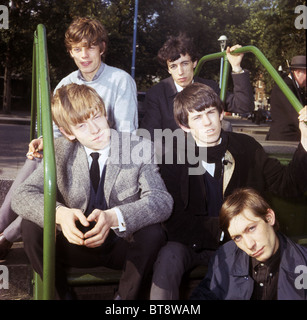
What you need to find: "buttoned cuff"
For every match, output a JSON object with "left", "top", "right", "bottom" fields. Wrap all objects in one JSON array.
[{"left": 111, "top": 207, "right": 126, "bottom": 232}]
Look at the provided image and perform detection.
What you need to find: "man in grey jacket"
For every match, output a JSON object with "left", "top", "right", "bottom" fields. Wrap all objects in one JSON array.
[
  {"left": 11, "top": 84, "right": 173, "bottom": 300},
  {"left": 0, "top": 17, "right": 138, "bottom": 258}
]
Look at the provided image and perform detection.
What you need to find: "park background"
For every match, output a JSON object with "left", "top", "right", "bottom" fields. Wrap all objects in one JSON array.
[{"left": 0, "top": 0, "right": 306, "bottom": 115}]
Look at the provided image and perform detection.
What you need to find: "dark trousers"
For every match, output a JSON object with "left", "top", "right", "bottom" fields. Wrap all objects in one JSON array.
[{"left": 21, "top": 219, "right": 166, "bottom": 300}]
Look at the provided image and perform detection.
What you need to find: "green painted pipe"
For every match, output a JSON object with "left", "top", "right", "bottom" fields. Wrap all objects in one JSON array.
[
  {"left": 35, "top": 24, "right": 56, "bottom": 300},
  {"left": 194, "top": 45, "right": 304, "bottom": 114}
]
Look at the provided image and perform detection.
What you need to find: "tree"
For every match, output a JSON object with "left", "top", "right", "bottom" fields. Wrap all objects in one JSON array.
[
  {"left": 1, "top": 0, "right": 306, "bottom": 113},
  {"left": 1, "top": 0, "right": 36, "bottom": 113},
  {"left": 230, "top": 0, "right": 306, "bottom": 93}
]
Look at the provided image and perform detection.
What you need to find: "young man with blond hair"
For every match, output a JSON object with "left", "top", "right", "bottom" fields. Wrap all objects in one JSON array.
[
  {"left": 11, "top": 83, "right": 173, "bottom": 299},
  {"left": 0, "top": 17, "right": 138, "bottom": 258}
]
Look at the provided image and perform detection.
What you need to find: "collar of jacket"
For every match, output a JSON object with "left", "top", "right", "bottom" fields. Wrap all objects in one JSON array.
[
  {"left": 164, "top": 76, "right": 179, "bottom": 98},
  {"left": 230, "top": 232, "right": 307, "bottom": 299},
  {"left": 165, "top": 76, "right": 203, "bottom": 98},
  {"left": 230, "top": 232, "right": 288, "bottom": 276}
]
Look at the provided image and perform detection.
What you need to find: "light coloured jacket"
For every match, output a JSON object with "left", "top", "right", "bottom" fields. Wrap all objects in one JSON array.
[{"left": 11, "top": 131, "right": 173, "bottom": 238}]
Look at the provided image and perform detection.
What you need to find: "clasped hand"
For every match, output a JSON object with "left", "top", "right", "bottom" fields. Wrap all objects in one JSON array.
[{"left": 55, "top": 206, "right": 118, "bottom": 248}]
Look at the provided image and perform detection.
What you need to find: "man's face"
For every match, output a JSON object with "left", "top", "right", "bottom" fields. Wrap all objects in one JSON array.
[
  {"left": 228, "top": 209, "right": 279, "bottom": 262},
  {"left": 294, "top": 69, "right": 306, "bottom": 88},
  {"left": 70, "top": 41, "right": 104, "bottom": 81},
  {"left": 180, "top": 107, "right": 224, "bottom": 147},
  {"left": 62, "top": 111, "right": 111, "bottom": 151},
  {"left": 167, "top": 54, "right": 197, "bottom": 88}
]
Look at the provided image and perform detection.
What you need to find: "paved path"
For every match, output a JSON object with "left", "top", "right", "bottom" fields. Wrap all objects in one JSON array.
[{"left": 0, "top": 123, "right": 30, "bottom": 180}]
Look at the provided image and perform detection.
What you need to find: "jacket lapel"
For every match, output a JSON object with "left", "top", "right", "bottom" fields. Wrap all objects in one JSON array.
[
  {"left": 103, "top": 130, "right": 122, "bottom": 204},
  {"left": 58, "top": 140, "right": 90, "bottom": 211},
  {"left": 223, "top": 150, "right": 235, "bottom": 195},
  {"left": 165, "top": 77, "right": 178, "bottom": 115}
]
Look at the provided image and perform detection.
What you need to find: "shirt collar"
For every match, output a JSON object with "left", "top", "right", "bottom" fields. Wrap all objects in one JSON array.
[
  {"left": 77, "top": 62, "right": 105, "bottom": 82},
  {"left": 173, "top": 79, "right": 194, "bottom": 92},
  {"left": 83, "top": 143, "right": 110, "bottom": 164},
  {"left": 251, "top": 246, "right": 281, "bottom": 274}
]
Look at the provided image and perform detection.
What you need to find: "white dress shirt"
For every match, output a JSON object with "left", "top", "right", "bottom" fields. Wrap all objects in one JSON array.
[{"left": 83, "top": 144, "right": 126, "bottom": 232}]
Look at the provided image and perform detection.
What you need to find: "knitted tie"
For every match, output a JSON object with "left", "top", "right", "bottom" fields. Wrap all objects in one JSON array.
[{"left": 90, "top": 152, "right": 100, "bottom": 193}]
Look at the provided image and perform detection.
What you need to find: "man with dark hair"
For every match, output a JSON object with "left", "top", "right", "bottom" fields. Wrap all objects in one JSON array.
[
  {"left": 191, "top": 188, "right": 307, "bottom": 300},
  {"left": 150, "top": 83, "right": 307, "bottom": 299},
  {"left": 140, "top": 34, "right": 255, "bottom": 139}
]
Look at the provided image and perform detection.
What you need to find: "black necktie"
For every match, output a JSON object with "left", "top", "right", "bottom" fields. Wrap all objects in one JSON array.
[{"left": 90, "top": 152, "right": 100, "bottom": 193}]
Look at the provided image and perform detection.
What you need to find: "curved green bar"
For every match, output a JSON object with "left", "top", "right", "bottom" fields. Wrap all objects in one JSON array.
[
  {"left": 31, "top": 24, "right": 56, "bottom": 300},
  {"left": 194, "top": 45, "right": 303, "bottom": 114}
]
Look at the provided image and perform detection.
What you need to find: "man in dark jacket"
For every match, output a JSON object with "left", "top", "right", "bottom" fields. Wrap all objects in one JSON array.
[
  {"left": 191, "top": 188, "right": 307, "bottom": 300},
  {"left": 150, "top": 83, "right": 307, "bottom": 299},
  {"left": 266, "top": 55, "right": 306, "bottom": 141},
  {"left": 140, "top": 34, "right": 254, "bottom": 139}
]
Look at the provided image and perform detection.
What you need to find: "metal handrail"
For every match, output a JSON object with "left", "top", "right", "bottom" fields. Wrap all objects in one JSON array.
[
  {"left": 30, "top": 24, "right": 56, "bottom": 300},
  {"left": 194, "top": 45, "right": 304, "bottom": 114},
  {"left": 28, "top": 39, "right": 304, "bottom": 300}
]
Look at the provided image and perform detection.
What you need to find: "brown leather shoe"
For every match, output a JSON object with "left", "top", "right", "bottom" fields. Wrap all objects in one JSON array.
[{"left": 0, "top": 234, "right": 13, "bottom": 259}]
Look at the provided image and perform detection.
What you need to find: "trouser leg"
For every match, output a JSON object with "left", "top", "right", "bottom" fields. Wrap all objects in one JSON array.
[
  {"left": 21, "top": 219, "right": 106, "bottom": 299},
  {"left": 22, "top": 219, "right": 166, "bottom": 300},
  {"left": 150, "top": 241, "right": 193, "bottom": 300},
  {"left": 117, "top": 224, "right": 166, "bottom": 300},
  {"left": 0, "top": 158, "right": 41, "bottom": 242},
  {"left": 21, "top": 219, "right": 72, "bottom": 299},
  {"left": 150, "top": 241, "right": 214, "bottom": 300}
]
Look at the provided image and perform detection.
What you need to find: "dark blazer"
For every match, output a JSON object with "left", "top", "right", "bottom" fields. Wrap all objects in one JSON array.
[
  {"left": 160, "top": 131, "right": 307, "bottom": 251},
  {"left": 267, "top": 75, "right": 306, "bottom": 141},
  {"left": 190, "top": 232, "right": 307, "bottom": 300},
  {"left": 140, "top": 73, "right": 255, "bottom": 138}
]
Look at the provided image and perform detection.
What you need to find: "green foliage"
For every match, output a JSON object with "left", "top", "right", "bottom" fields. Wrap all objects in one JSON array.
[{"left": 1, "top": 0, "right": 306, "bottom": 109}]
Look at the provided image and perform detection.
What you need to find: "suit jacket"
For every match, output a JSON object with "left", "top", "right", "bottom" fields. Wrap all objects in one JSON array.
[
  {"left": 140, "top": 73, "right": 255, "bottom": 138},
  {"left": 191, "top": 232, "right": 307, "bottom": 300},
  {"left": 160, "top": 131, "right": 307, "bottom": 251},
  {"left": 11, "top": 131, "right": 173, "bottom": 238},
  {"left": 267, "top": 75, "right": 306, "bottom": 141}
]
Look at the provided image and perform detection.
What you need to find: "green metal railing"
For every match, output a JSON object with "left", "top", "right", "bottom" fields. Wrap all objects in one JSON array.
[
  {"left": 194, "top": 45, "right": 304, "bottom": 114},
  {"left": 29, "top": 34, "right": 304, "bottom": 299},
  {"left": 30, "top": 24, "right": 56, "bottom": 300}
]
